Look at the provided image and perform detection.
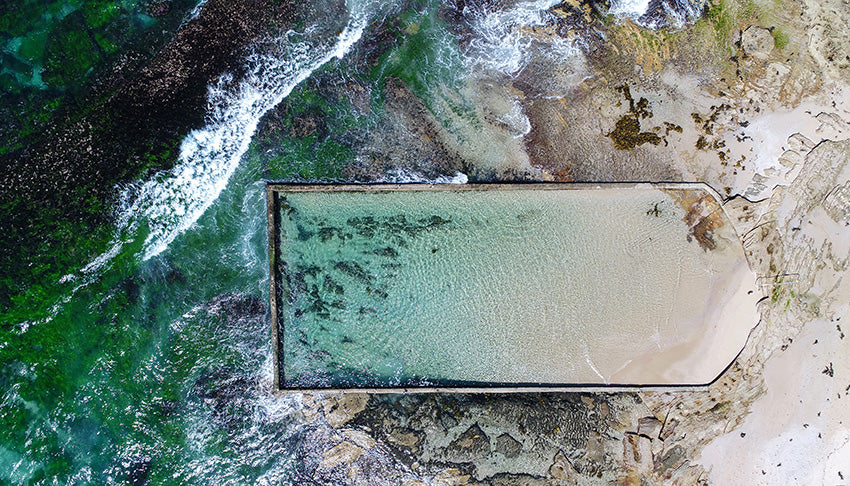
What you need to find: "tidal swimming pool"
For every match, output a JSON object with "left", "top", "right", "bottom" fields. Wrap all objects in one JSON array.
[{"left": 268, "top": 183, "right": 759, "bottom": 391}]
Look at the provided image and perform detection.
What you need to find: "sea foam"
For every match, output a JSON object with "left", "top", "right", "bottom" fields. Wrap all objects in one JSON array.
[
  {"left": 461, "top": 0, "right": 578, "bottom": 76},
  {"left": 78, "top": 0, "right": 378, "bottom": 277},
  {"left": 608, "top": 0, "right": 651, "bottom": 17}
]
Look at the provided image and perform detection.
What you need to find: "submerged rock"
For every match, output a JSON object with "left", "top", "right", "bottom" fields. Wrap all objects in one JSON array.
[
  {"left": 494, "top": 433, "right": 522, "bottom": 458},
  {"left": 446, "top": 424, "right": 490, "bottom": 457}
]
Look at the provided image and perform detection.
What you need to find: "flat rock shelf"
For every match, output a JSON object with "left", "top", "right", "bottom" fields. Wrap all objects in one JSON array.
[{"left": 267, "top": 183, "right": 760, "bottom": 393}]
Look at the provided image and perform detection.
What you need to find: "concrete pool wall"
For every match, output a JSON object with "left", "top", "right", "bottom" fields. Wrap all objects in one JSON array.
[{"left": 267, "top": 182, "right": 761, "bottom": 393}]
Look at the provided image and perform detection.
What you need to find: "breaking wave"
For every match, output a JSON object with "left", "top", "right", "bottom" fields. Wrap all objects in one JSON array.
[
  {"left": 73, "top": 0, "right": 379, "bottom": 279},
  {"left": 608, "top": 0, "right": 651, "bottom": 17},
  {"left": 380, "top": 168, "right": 469, "bottom": 184},
  {"left": 460, "top": 0, "right": 579, "bottom": 77},
  {"left": 612, "top": 0, "right": 706, "bottom": 28}
]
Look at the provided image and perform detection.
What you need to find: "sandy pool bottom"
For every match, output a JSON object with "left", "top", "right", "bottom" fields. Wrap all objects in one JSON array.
[{"left": 273, "top": 184, "right": 759, "bottom": 388}]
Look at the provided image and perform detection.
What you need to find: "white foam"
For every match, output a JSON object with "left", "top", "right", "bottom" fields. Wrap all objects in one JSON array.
[
  {"left": 608, "top": 0, "right": 702, "bottom": 28},
  {"left": 79, "top": 1, "right": 377, "bottom": 276},
  {"left": 608, "top": 0, "right": 651, "bottom": 17},
  {"left": 380, "top": 168, "right": 468, "bottom": 184},
  {"left": 497, "top": 101, "right": 532, "bottom": 138},
  {"left": 185, "top": 0, "right": 210, "bottom": 23},
  {"left": 462, "top": 0, "right": 578, "bottom": 76}
]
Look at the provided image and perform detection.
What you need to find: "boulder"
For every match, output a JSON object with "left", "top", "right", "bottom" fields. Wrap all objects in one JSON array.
[
  {"left": 320, "top": 441, "right": 363, "bottom": 470},
  {"left": 741, "top": 26, "right": 774, "bottom": 60},
  {"left": 549, "top": 450, "right": 579, "bottom": 480},
  {"left": 323, "top": 393, "right": 369, "bottom": 428},
  {"left": 637, "top": 416, "right": 663, "bottom": 439},
  {"left": 446, "top": 424, "right": 490, "bottom": 457}
]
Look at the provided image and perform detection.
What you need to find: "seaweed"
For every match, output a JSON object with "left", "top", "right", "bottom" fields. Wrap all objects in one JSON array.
[{"left": 607, "top": 85, "right": 663, "bottom": 150}]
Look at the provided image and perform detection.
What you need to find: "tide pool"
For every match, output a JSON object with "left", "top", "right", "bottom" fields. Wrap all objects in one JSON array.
[{"left": 271, "top": 184, "right": 760, "bottom": 389}]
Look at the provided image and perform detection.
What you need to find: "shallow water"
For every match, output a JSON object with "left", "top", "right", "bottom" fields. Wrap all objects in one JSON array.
[{"left": 276, "top": 186, "right": 755, "bottom": 388}]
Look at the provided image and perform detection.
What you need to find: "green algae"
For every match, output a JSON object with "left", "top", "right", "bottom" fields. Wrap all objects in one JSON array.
[
  {"left": 16, "top": 29, "right": 49, "bottom": 63},
  {"left": 705, "top": 0, "right": 736, "bottom": 44},
  {"left": 0, "top": 0, "right": 198, "bottom": 321},
  {"left": 772, "top": 27, "right": 788, "bottom": 50},
  {"left": 0, "top": 0, "right": 195, "bottom": 155},
  {"left": 0, "top": 161, "right": 274, "bottom": 480},
  {"left": 43, "top": 28, "right": 102, "bottom": 87},
  {"left": 370, "top": 4, "right": 473, "bottom": 128},
  {"left": 82, "top": 0, "right": 122, "bottom": 28}
]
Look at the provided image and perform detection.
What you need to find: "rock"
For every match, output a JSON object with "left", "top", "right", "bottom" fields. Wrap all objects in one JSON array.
[
  {"left": 112, "top": 0, "right": 293, "bottom": 123},
  {"left": 388, "top": 427, "right": 422, "bottom": 450},
  {"left": 402, "top": 480, "right": 427, "bottom": 486},
  {"left": 341, "top": 429, "right": 376, "bottom": 450},
  {"left": 320, "top": 441, "right": 363, "bottom": 470},
  {"left": 815, "top": 112, "right": 850, "bottom": 138},
  {"left": 127, "top": 458, "right": 151, "bottom": 486},
  {"left": 323, "top": 394, "right": 369, "bottom": 428},
  {"left": 207, "top": 293, "right": 266, "bottom": 320},
  {"left": 637, "top": 416, "right": 663, "bottom": 440},
  {"left": 741, "top": 26, "right": 775, "bottom": 60},
  {"left": 340, "top": 77, "right": 463, "bottom": 181},
  {"left": 300, "top": 393, "right": 323, "bottom": 423},
  {"left": 432, "top": 468, "right": 470, "bottom": 486},
  {"left": 659, "top": 444, "right": 686, "bottom": 471},
  {"left": 494, "top": 433, "right": 523, "bottom": 458},
  {"left": 446, "top": 424, "right": 490, "bottom": 457},
  {"left": 623, "top": 433, "right": 654, "bottom": 477},
  {"left": 549, "top": 450, "right": 579, "bottom": 480},
  {"left": 440, "top": 412, "right": 458, "bottom": 430}
]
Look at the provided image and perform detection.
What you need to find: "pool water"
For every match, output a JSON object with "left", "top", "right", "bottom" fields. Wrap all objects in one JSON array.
[{"left": 273, "top": 184, "right": 759, "bottom": 388}]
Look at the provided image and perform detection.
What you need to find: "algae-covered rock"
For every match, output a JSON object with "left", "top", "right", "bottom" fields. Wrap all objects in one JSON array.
[
  {"left": 494, "top": 433, "right": 522, "bottom": 458},
  {"left": 42, "top": 11, "right": 102, "bottom": 88},
  {"left": 446, "top": 424, "right": 490, "bottom": 457}
]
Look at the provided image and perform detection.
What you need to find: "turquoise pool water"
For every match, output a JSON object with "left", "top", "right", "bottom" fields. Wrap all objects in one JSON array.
[{"left": 274, "top": 185, "right": 758, "bottom": 388}]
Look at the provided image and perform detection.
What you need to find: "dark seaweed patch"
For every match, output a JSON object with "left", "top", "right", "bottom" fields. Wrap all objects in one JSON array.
[
  {"left": 317, "top": 225, "right": 351, "bottom": 242},
  {"left": 373, "top": 246, "right": 399, "bottom": 258},
  {"left": 323, "top": 275, "right": 345, "bottom": 295},
  {"left": 334, "top": 261, "right": 373, "bottom": 284},
  {"left": 607, "top": 84, "right": 664, "bottom": 150},
  {"left": 366, "top": 287, "right": 389, "bottom": 299},
  {"left": 295, "top": 224, "right": 313, "bottom": 241}
]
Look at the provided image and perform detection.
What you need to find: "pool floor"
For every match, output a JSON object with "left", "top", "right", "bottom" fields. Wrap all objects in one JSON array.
[{"left": 267, "top": 183, "right": 760, "bottom": 391}]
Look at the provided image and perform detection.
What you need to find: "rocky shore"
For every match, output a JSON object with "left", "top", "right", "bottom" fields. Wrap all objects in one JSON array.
[{"left": 272, "top": 0, "right": 849, "bottom": 482}]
